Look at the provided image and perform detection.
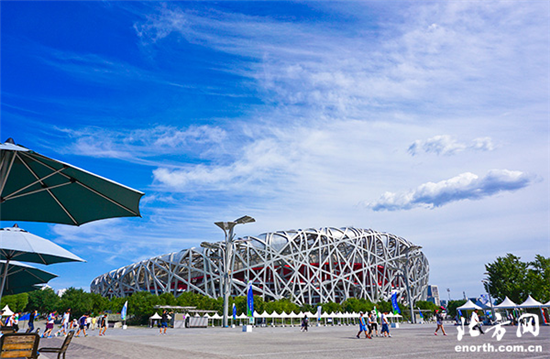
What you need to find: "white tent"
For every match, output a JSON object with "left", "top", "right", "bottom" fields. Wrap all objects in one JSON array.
[
  {"left": 1, "top": 305, "right": 13, "bottom": 316},
  {"left": 149, "top": 312, "right": 161, "bottom": 320},
  {"left": 519, "top": 295, "right": 543, "bottom": 308},
  {"left": 545, "top": 301, "right": 550, "bottom": 307},
  {"left": 495, "top": 296, "right": 518, "bottom": 309},
  {"left": 457, "top": 300, "right": 482, "bottom": 311}
]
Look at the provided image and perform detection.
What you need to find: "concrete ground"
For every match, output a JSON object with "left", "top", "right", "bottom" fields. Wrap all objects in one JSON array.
[{"left": 33, "top": 322, "right": 548, "bottom": 359}]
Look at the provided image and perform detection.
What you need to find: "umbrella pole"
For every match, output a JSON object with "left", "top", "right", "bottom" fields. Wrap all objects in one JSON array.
[{"left": 0, "top": 257, "right": 11, "bottom": 301}]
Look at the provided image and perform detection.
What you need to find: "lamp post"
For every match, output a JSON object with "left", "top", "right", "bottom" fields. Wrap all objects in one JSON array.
[
  {"left": 204, "top": 215, "right": 255, "bottom": 328},
  {"left": 391, "top": 245, "right": 422, "bottom": 324},
  {"left": 482, "top": 279, "right": 496, "bottom": 322}
]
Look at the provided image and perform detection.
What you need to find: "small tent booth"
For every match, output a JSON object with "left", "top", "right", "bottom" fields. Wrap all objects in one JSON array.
[
  {"left": 149, "top": 312, "right": 162, "bottom": 328},
  {"left": 518, "top": 295, "right": 547, "bottom": 326},
  {"left": 456, "top": 300, "right": 482, "bottom": 324},
  {"left": 153, "top": 305, "right": 217, "bottom": 329},
  {"left": 494, "top": 297, "right": 518, "bottom": 323}
]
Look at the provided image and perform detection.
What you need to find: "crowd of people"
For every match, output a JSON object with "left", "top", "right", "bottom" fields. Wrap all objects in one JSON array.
[
  {"left": 0, "top": 308, "right": 109, "bottom": 338},
  {"left": 356, "top": 311, "right": 392, "bottom": 339}
]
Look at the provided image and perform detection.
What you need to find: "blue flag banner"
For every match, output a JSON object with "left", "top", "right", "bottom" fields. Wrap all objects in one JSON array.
[
  {"left": 247, "top": 282, "right": 254, "bottom": 317},
  {"left": 233, "top": 303, "right": 237, "bottom": 320},
  {"left": 418, "top": 308, "right": 423, "bottom": 318},
  {"left": 391, "top": 291, "right": 401, "bottom": 314},
  {"left": 458, "top": 309, "right": 462, "bottom": 317},
  {"left": 317, "top": 306, "right": 322, "bottom": 321},
  {"left": 121, "top": 301, "right": 128, "bottom": 321}
]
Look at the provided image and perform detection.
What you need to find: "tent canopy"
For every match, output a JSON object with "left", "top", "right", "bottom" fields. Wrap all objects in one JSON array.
[
  {"left": 495, "top": 296, "right": 518, "bottom": 309},
  {"left": 519, "top": 295, "right": 543, "bottom": 308},
  {"left": 149, "top": 313, "right": 161, "bottom": 320},
  {"left": 457, "top": 300, "right": 482, "bottom": 311}
]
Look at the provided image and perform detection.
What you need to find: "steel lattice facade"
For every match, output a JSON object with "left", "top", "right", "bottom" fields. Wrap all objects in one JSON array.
[{"left": 90, "top": 227, "right": 429, "bottom": 305}]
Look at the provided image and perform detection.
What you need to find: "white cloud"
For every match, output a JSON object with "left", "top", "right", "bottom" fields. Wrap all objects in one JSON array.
[
  {"left": 58, "top": 125, "right": 227, "bottom": 164},
  {"left": 365, "top": 170, "right": 535, "bottom": 211},
  {"left": 408, "top": 135, "right": 495, "bottom": 156}
]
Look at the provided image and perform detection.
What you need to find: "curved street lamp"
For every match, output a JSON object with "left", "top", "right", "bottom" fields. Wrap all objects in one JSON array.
[{"left": 205, "top": 215, "right": 255, "bottom": 328}]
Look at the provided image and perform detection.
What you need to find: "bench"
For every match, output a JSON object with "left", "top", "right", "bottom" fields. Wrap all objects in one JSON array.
[
  {"left": 0, "top": 333, "right": 39, "bottom": 359},
  {"left": 0, "top": 327, "right": 16, "bottom": 335},
  {"left": 38, "top": 330, "right": 75, "bottom": 359}
]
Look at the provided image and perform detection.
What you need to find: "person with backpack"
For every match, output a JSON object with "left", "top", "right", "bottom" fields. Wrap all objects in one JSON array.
[{"left": 76, "top": 313, "right": 88, "bottom": 337}]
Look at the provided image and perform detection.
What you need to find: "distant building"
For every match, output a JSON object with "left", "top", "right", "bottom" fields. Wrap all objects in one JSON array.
[
  {"left": 427, "top": 285, "right": 440, "bottom": 306},
  {"left": 91, "top": 227, "right": 430, "bottom": 306}
]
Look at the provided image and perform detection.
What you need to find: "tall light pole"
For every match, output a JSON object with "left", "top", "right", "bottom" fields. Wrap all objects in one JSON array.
[
  {"left": 208, "top": 215, "right": 255, "bottom": 328},
  {"left": 391, "top": 245, "right": 422, "bottom": 324},
  {"left": 482, "top": 279, "right": 496, "bottom": 322}
]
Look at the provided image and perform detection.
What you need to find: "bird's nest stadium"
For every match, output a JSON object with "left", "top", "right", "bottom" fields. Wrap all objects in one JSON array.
[{"left": 91, "top": 227, "right": 429, "bottom": 305}]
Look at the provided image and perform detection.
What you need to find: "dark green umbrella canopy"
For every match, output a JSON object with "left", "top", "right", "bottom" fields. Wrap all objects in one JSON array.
[
  {"left": 0, "top": 260, "right": 57, "bottom": 296},
  {"left": 0, "top": 138, "right": 144, "bottom": 226}
]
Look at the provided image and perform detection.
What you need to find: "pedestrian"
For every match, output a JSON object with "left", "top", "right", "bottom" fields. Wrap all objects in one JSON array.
[
  {"left": 434, "top": 309, "right": 447, "bottom": 336},
  {"left": 13, "top": 312, "right": 19, "bottom": 332},
  {"left": 301, "top": 315, "right": 309, "bottom": 332},
  {"left": 26, "top": 310, "right": 37, "bottom": 333},
  {"left": 370, "top": 312, "right": 379, "bottom": 337},
  {"left": 76, "top": 314, "right": 88, "bottom": 337},
  {"left": 356, "top": 312, "right": 371, "bottom": 339},
  {"left": 99, "top": 314, "right": 107, "bottom": 336},
  {"left": 380, "top": 312, "right": 391, "bottom": 338},
  {"left": 56, "top": 308, "right": 71, "bottom": 337},
  {"left": 160, "top": 309, "right": 170, "bottom": 335},
  {"left": 470, "top": 310, "right": 484, "bottom": 334},
  {"left": 43, "top": 312, "right": 56, "bottom": 338}
]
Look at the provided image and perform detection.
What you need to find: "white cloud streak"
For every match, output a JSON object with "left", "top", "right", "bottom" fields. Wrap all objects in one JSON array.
[
  {"left": 408, "top": 135, "right": 495, "bottom": 156},
  {"left": 365, "top": 170, "right": 535, "bottom": 211}
]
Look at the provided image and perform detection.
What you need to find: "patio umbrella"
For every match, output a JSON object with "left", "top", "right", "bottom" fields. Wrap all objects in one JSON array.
[
  {"left": 0, "top": 260, "right": 57, "bottom": 296},
  {"left": 0, "top": 138, "right": 144, "bottom": 226},
  {"left": 0, "top": 225, "right": 84, "bottom": 299}
]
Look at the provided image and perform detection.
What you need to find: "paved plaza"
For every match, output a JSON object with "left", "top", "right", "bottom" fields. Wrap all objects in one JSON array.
[{"left": 34, "top": 322, "right": 548, "bottom": 359}]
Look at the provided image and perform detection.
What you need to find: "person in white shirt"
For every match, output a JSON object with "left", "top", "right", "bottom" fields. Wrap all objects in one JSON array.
[
  {"left": 470, "top": 310, "right": 484, "bottom": 334},
  {"left": 55, "top": 308, "right": 71, "bottom": 337}
]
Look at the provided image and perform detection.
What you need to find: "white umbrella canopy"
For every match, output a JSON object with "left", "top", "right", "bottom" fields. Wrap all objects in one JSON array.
[
  {"left": 0, "top": 226, "right": 84, "bottom": 265},
  {"left": 457, "top": 300, "right": 482, "bottom": 311},
  {"left": 519, "top": 295, "right": 543, "bottom": 308},
  {"left": 495, "top": 296, "right": 518, "bottom": 309},
  {"left": 0, "top": 225, "right": 84, "bottom": 300}
]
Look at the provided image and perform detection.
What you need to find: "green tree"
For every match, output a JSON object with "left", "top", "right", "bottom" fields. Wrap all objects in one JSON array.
[
  {"left": 26, "top": 288, "right": 59, "bottom": 314},
  {"left": 526, "top": 255, "right": 550, "bottom": 303},
  {"left": 485, "top": 254, "right": 528, "bottom": 303},
  {"left": 446, "top": 300, "right": 466, "bottom": 318},
  {"left": 57, "top": 288, "right": 93, "bottom": 318},
  {"left": 0, "top": 293, "right": 29, "bottom": 312}
]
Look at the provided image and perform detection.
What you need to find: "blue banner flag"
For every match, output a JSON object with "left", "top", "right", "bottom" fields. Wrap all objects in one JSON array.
[
  {"left": 233, "top": 303, "right": 237, "bottom": 321},
  {"left": 247, "top": 282, "right": 254, "bottom": 317},
  {"left": 458, "top": 309, "right": 462, "bottom": 317},
  {"left": 418, "top": 308, "right": 423, "bottom": 318},
  {"left": 391, "top": 291, "right": 401, "bottom": 314},
  {"left": 121, "top": 301, "right": 128, "bottom": 321}
]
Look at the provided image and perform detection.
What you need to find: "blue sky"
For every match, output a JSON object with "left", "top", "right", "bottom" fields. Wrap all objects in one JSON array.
[{"left": 1, "top": 1, "right": 548, "bottom": 301}]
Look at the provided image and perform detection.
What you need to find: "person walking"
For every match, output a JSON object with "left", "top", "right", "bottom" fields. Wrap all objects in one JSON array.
[
  {"left": 370, "top": 311, "right": 379, "bottom": 337},
  {"left": 26, "top": 310, "right": 37, "bottom": 333},
  {"left": 470, "top": 310, "right": 484, "bottom": 334},
  {"left": 75, "top": 314, "right": 88, "bottom": 337},
  {"left": 434, "top": 309, "right": 447, "bottom": 336},
  {"left": 356, "top": 312, "right": 371, "bottom": 339},
  {"left": 43, "top": 312, "right": 56, "bottom": 338},
  {"left": 160, "top": 309, "right": 170, "bottom": 335},
  {"left": 99, "top": 314, "right": 107, "bottom": 336},
  {"left": 56, "top": 308, "right": 71, "bottom": 337},
  {"left": 301, "top": 315, "right": 309, "bottom": 332},
  {"left": 380, "top": 312, "right": 391, "bottom": 338}
]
